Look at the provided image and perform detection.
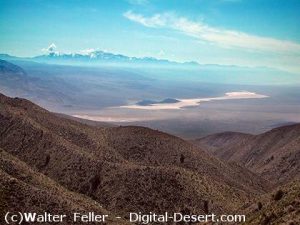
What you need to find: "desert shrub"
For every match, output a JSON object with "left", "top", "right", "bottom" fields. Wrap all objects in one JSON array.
[
  {"left": 89, "top": 175, "right": 101, "bottom": 192},
  {"left": 257, "top": 202, "right": 263, "bottom": 210},
  {"left": 44, "top": 154, "right": 50, "bottom": 167},
  {"left": 180, "top": 154, "right": 185, "bottom": 163},
  {"left": 203, "top": 200, "right": 209, "bottom": 214},
  {"left": 273, "top": 190, "right": 284, "bottom": 201},
  {"left": 260, "top": 213, "right": 276, "bottom": 225}
]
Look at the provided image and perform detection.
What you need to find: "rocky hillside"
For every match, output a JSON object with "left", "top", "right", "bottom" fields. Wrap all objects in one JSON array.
[
  {"left": 243, "top": 180, "right": 300, "bottom": 225},
  {"left": 0, "top": 93, "right": 269, "bottom": 218},
  {"left": 0, "top": 148, "right": 127, "bottom": 224},
  {"left": 194, "top": 124, "right": 300, "bottom": 185}
]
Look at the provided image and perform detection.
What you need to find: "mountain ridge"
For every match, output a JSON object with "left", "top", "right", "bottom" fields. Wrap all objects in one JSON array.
[
  {"left": 0, "top": 52, "right": 199, "bottom": 67},
  {"left": 194, "top": 124, "right": 300, "bottom": 185}
]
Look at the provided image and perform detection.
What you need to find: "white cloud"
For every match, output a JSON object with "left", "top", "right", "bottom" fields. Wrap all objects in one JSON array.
[
  {"left": 42, "top": 43, "right": 57, "bottom": 53},
  {"left": 124, "top": 11, "right": 167, "bottom": 28},
  {"left": 123, "top": 11, "right": 300, "bottom": 54}
]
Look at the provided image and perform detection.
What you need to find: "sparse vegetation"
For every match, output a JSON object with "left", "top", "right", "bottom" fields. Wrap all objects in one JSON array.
[
  {"left": 244, "top": 182, "right": 300, "bottom": 225},
  {"left": 260, "top": 213, "right": 276, "bottom": 225}
]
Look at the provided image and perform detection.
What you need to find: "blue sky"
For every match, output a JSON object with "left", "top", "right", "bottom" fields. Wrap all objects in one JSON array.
[{"left": 0, "top": 0, "right": 300, "bottom": 72}]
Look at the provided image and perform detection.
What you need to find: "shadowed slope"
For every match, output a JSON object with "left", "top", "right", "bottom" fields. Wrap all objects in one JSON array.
[{"left": 195, "top": 125, "right": 300, "bottom": 185}]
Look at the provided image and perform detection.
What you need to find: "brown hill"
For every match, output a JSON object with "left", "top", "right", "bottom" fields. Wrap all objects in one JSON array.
[
  {"left": 0, "top": 93, "right": 269, "bottom": 217},
  {"left": 0, "top": 148, "right": 126, "bottom": 224},
  {"left": 194, "top": 125, "right": 300, "bottom": 185},
  {"left": 242, "top": 180, "right": 300, "bottom": 225},
  {"left": 193, "top": 132, "right": 253, "bottom": 157}
]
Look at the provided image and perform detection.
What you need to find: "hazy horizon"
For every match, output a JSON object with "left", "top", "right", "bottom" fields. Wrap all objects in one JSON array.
[
  {"left": 1, "top": 0, "right": 300, "bottom": 73},
  {"left": 1, "top": 0, "right": 300, "bottom": 137}
]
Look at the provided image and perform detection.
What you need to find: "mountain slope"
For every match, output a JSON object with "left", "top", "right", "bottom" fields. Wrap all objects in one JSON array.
[
  {"left": 243, "top": 180, "right": 300, "bottom": 225},
  {"left": 0, "top": 60, "right": 79, "bottom": 107},
  {"left": 0, "top": 93, "right": 269, "bottom": 216},
  {"left": 0, "top": 59, "right": 30, "bottom": 95},
  {"left": 194, "top": 125, "right": 300, "bottom": 185},
  {"left": 0, "top": 148, "right": 127, "bottom": 224},
  {"left": 0, "top": 59, "right": 27, "bottom": 75},
  {"left": 193, "top": 132, "right": 253, "bottom": 157}
]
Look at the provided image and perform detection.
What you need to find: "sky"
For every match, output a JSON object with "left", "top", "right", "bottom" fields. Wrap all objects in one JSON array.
[{"left": 0, "top": 0, "right": 300, "bottom": 72}]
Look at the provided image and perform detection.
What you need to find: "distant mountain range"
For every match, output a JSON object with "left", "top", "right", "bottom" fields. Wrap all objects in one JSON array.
[
  {"left": 0, "top": 52, "right": 199, "bottom": 67},
  {"left": 1, "top": 52, "right": 290, "bottom": 75}
]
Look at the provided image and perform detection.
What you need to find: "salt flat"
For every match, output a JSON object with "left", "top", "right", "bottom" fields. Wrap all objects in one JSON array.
[{"left": 119, "top": 91, "right": 268, "bottom": 110}]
